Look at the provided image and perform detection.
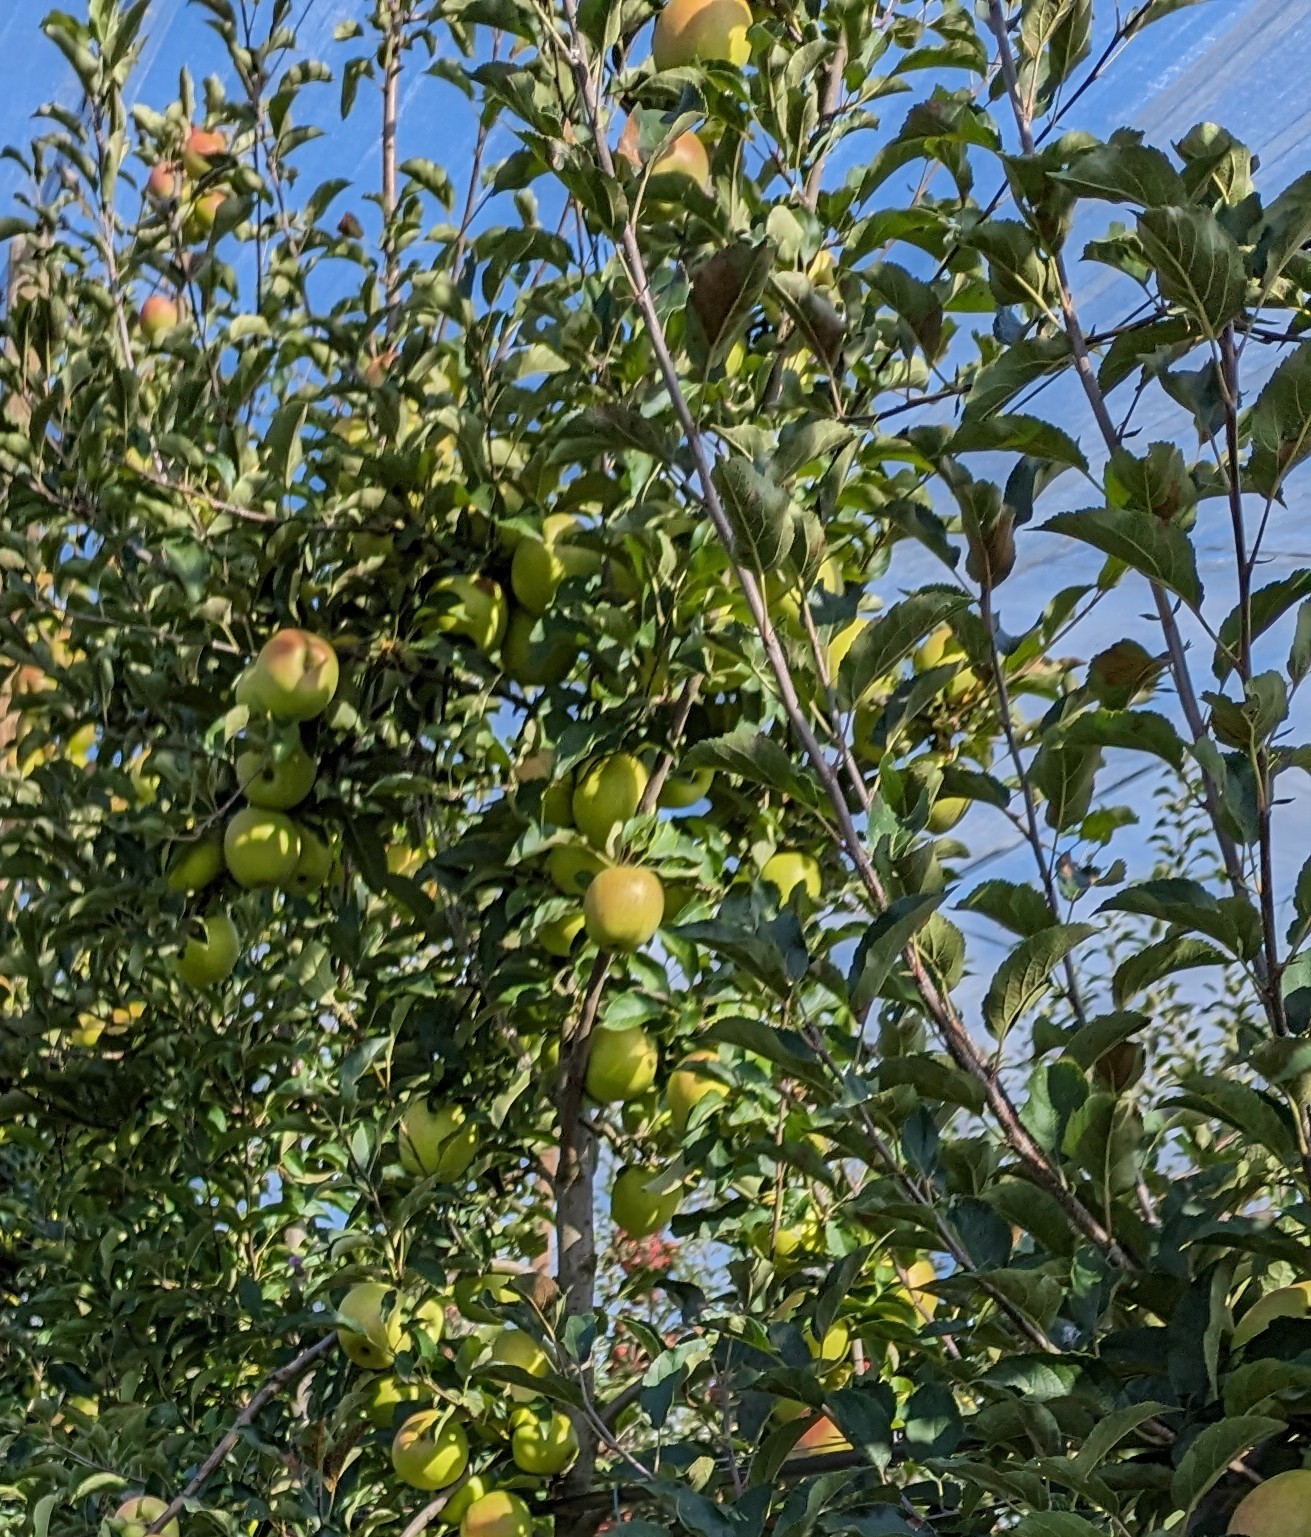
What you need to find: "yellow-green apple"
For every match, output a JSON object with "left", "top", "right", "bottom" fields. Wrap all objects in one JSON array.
[
  {"left": 657, "top": 767, "right": 713, "bottom": 809},
  {"left": 145, "top": 162, "right": 180, "bottom": 204},
  {"left": 805, "top": 1320, "right": 849, "bottom": 1368},
  {"left": 619, "top": 116, "right": 711, "bottom": 190},
  {"left": 287, "top": 828, "right": 334, "bottom": 895},
  {"left": 666, "top": 1050, "right": 725, "bottom": 1132},
  {"left": 165, "top": 835, "right": 224, "bottom": 894},
  {"left": 248, "top": 629, "right": 339, "bottom": 720},
  {"left": 1228, "top": 1469, "right": 1311, "bottom": 1535},
  {"left": 750, "top": 1213, "right": 820, "bottom": 1265},
  {"left": 511, "top": 1409, "right": 579, "bottom": 1475},
  {"left": 509, "top": 532, "right": 598, "bottom": 614},
  {"left": 236, "top": 740, "right": 316, "bottom": 809},
  {"left": 899, "top": 1257, "right": 938, "bottom": 1318},
  {"left": 652, "top": 0, "right": 752, "bottom": 69},
  {"left": 175, "top": 911, "right": 240, "bottom": 988},
  {"left": 501, "top": 609, "right": 574, "bottom": 687},
  {"left": 546, "top": 843, "right": 604, "bottom": 897},
  {"left": 539, "top": 909, "right": 585, "bottom": 958},
  {"left": 488, "top": 1327, "right": 549, "bottom": 1402},
  {"left": 761, "top": 850, "right": 821, "bottom": 903},
  {"left": 572, "top": 754, "right": 649, "bottom": 846},
  {"left": 398, "top": 1098, "right": 479, "bottom": 1182},
  {"left": 392, "top": 1410, "right": 469, "bottom": 1490},
  {"left": 583, "top": 865, "right": 665, "bottom": 950},
  {"left": 364, "top": 1374, "right": 422, "bottom": 1428},
  {"left": 585, "top": 1024, "right": 658, "bottom": 1102},
  {"left": 113, "top": 1496, "right": 178, "bottom": 1537},
  {"left": 444, "top": 1475, "right": 494, "bottom": 1526},
  {"left": 139, "top": 295, "right": 179, "bottom": 341},
  {"left": 611, "top": 1165, "right": 680, "bottom": 1238},
  {"left": 460, "top": 1492, "right": 532, "bottom": 1537},
  {"left": 223, "top": 807, "right": 301, "bottom": 887},
  {"left": 453, "top": 1272, "right": 518, "bottom": 1322},
  {"left": 541, "top": 774, "right": 574, "bottom": 828},
  {"left": 1233, "top": 1282, "right": 1311, "bottom": 1348},
  {"left": 185, "top": 187, "right": 228, "bottom": 240},
  {"left": 430, "top": 575, "right": 508, "bottom": 652},
  {"left": 412, "top": 1296, "right": 446, "bottom": 1349},
  {"left": 182, "top": 125, "right": 226, "bottom": 178},
  {"left": 337, "top": 1280, "right": 408, "bottom": 1369},
  {"left": 914, "top": 625, "right": 974, "bottom": 702}
]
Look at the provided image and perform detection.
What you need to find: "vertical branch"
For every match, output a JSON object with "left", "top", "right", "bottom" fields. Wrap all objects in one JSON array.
[{"left": 381, "top": 0, "right": 402, "bottom": 310}]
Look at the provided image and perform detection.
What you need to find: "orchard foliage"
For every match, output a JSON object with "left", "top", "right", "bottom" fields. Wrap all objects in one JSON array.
[{"left": 6, "top": 2, "right": 1311, "bottom": 1536}]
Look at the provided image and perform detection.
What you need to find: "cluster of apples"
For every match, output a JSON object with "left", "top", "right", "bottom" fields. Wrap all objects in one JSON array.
[
  {"left": 137, "top": 125, "right": 231, "bottom": 342},
  {"left": 167, "top": 629, "right": 339, "bottom": 988},
  {"left": 333, "top": 1278, "right": 575, "bottom": 1537}
]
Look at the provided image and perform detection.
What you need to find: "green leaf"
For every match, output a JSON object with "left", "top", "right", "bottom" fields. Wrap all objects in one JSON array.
[
  {"left": 1215, "top": 570, "right": 1311, "bottom": 679},
  {"left": 949, "top": 413, "right": 1087, "bottom": 471},
  {"left": 1055, "top": 141, "right": 1186, "bottom": 206},
  {"left": 1247, "top": 344, "right": 1311, "bottom": 497},
  {"left": 713, "top": 456, "right": 795, "bottom": 573},
  {"left": 836, "top": 588, "right": 968, "bottom": 709},
  {"left": 1073, "top": 1400, "right": 1172, "bottom": 1471},
  {"left": 1013, "top": 1515, "right": 1111, "bottom": 1537},
  {"left": 1101, "top": 879, "right": 1261, "bottom": 959},
  {"left": 964, "top": 335, "right": 1072, "bottom": 419},
  {"left": 957, "top": 880, "right": 1055, "bottom": 939},
  {"left": 1039, "top": 506, "right": 1203, "bottom": 610},
  {"left": 1168, "top": 1075, "right": 1300, "bottom": 1167},
  {"left": 848, "top": 893, "right": 946, "bottom": 1016},
  {"left": 1065, "top": 1011, "right": 1149, "bottom": 1071},
  {"left": 1136, "top": 205, "right": 1247, "bottom": 337},
  {"left": 1169, "top": 1415, "right": 1283, "bottom": 1518},
  {"left": 982, "top": 924, "right": 1095, "bottom": 1042},
  {"left": 1254, "top": 168, "right": 1311, "bottom": 293},
  {"left": 683, "top": 723, "right": 820, "bottom": 808},
  {"left": 1060, "top": 708, "right": 1187, "bottom": 769}
]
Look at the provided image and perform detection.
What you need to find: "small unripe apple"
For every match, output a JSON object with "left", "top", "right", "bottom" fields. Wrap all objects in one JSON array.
[
  {"left": 1233, "top": 1281, "right": 1311, "bottom": 1348},
  {"left": 139, "top": 295, "right": 179, "bottom": 342},
  {"left": 223, "top": 807, "right": 301, "bottom": 888},
  {"left": 652, "top": 0, "right": 752, "bottom": 70},
  {"left": 248, "top": 629, "right": 339, "bottom": 720},
  {"left": 113, "top": 1496, "right": 179, "bottom": 1537},
  {"left": 236, "top": 740, "right": 317, "bottom": 809},
  {"left": 511, "top": 1409, "right": 579, "bottom": 1475},
  {"left": 391, "top": 1410, "right": 469, "bottom": 1491},
  {"left": 337, "top": 1280, "right": 408, "bottom": 1369},
  {"left": 547, "top": 843, "right": 604, "bottom": 897},
  {"left": 145, "top": 162, "right": 181, "bottom": 204},
  {"left": 572, "top": 754, "right": 649, "bottom": 846},
  {"left": 586, "top": 1024, "right": 658, "bottom": 1102},
  {"left": 430, "top": 575, "right": 509, "bottom": 653},
  {"left": 666, "top": 1050, "right": 725, "bottom": 1132},
  {"left": 611, "top": 1165, "right": 680, "bottom": 1238},
  {"left": 1228, "top": 1468, "right": 1311, "bottom": 1535},
  {"left": 761, "top": 851, "right": 821, "bottom": 903},
  {"left": 286, "top": 828, "right": 334, "bottom": 895},
  {"left": 398, "top": 1098, "right": 479, "bottom": 1182},
  {"left": 175, "top": 911, "right": 240, "bottom": 988},
  {"left": 460, "top": 1491, "right": 532, "bottom": 1537},
  {"left": 165, "top": 835, "right": 224, "bottom": 894},
  {"left": 539, "top": 909, "right": 585, "bottom": 958},
  {"left": 657, "top": 767, "right": 713, "bottom": 809},
  {"left": 182, "top": 126, "right": 227, "bottom": 179},
  {"left": 583, "top": 865, "right": 665, "bottom": 950},
  {"left": 488, "top": 1327, "right": 549, "bottom": 1402}
]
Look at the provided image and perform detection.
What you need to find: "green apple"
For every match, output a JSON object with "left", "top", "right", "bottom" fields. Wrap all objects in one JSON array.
[
  {"left": 539, "top": 909, "right": 585, "bottom": 958},
  {"left": 184, "top": 188, "right": 228, "bottom": 241},
  {"left": 761, "top": 851, "right": 821, "bottom": 903},
  {"left": 1233, "top": 1281, "right": 1311, "bottom": 1347},
  {"left": 541, "top": 775, "right": 575, "bottom": 828},
  {"left": 666, "top": 1050, "right": 726, "bottom": 1133},
  {"left": 572, "top": 754, "right": 649, "bottom": 846},
  {"left": 391, "top": 1410, "right": 469, "bottom": 1490},
  {"left": 583, "top": 865, "right": 664, "bottom": 950},
  {"left": 430, "top": 575, "right": 509, "bottom": 653},
  {"left": 546, "top": 843, "right": 604, "bottom": 897},
  {"left": 460, "top": 1491, "right": 532, "bottom": 1537},
  {"left": 364, "top": 1374, "right": 422, "bottom": 1429},
  {"left": 236, "top": 739, "right": 317, "bottom": 809},
  {"left": 453, "top": 1272, "right": 518, "bottom": 1322},
  {"left": 488, "top": 1327, "right": 549, "bottom": 1402},
  {"left": 247, "top": 629, "right": 339, "bottom": 720},
  {"left": 223, "top": 807, "right": 301, "bottom": 888},
  {"left": 175, "top": 911, "right": 240, "bottom": 988},
  {"left": 501, "top": 609, "right": 574, "bottom": 687},
  {"left": 652, "top": 0, "right": 752, "bottom": 69},
  {"left": 398, "top": 1099, "right": 479, "bottom": 1182},
  {"left": 286, "top": 828, "right": 334, "bottom": 895},
  {"left": 165, "top": 835, "right": 224, "bottom": 894},
  {"left": 443, "top": 1475, "right": 495, "bottom": 1526},
  {"left": 611, "top": 1165, "right": 680, "bottom": 1238},
  {"left": 657, "top": 767, "right": 713, "bottom": 809},
  {"left": 511, "top": 1409, "right": 579, "bottom": 1475},
  {"left": 585, "top": 1024, "right": 658, "bottom": 1103},
  {"left": 337, "top": 1280, "right": 408, "bottom": 1369},
  {"left": 114, "top": 1496, "right": 178, "bottom": 1537},
  {"left": 1228, "top": 1469, "right": 1311, "bottom": 1536}
]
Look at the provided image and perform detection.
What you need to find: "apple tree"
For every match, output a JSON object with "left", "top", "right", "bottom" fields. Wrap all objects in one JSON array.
[{"left": 4, "top": 2, "right": 1311, "bottom": 1537}]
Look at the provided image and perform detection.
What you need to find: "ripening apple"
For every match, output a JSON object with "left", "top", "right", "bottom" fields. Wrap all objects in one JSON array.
[
  {"left": 618, "top": 116, "right": 711, "bottom": 191},
  {"left": 145, "top": 162, "right": 181, "bottom": 204},
  {"left": 511, "top": 1409, "right": 579, "bottom": 1475},
  {"left": 583, "top": 865, "right": 665, "bottom": 951},
  {"left": 501, "top": 609, "right": 574, "bottom": 688},
  {"left": 139, "top": 295, "right": 179, "bottom": 342},
  {"left": 247, "top": 629, "right": 339, "bottom": 720},
  {"left": 488, "top": 1327, "right": 549, "bottom": 1402},
  {"left": 1233, "top": 1281, "right": 1311, "bottom": 1347},
  {"left": 223, "top": 807, "right": 301, "bottom": 888},
  {"left": 652, "top": 0, "right": 752, "bottom": 69},
  {"left": 398, "top": 1098, "right": 479, "bottom": 1182},
  {"left": 539, "top": 909, "right": 585, "bottom": 958},
  {"left": 586, "top": 1024, "right": 658, "bottom": 1102},
  {"left": 182, "top": 125, "right": 227, "bottom": 179},
  {"left": 790, "top": 1415, "right": 851, "bottom": 1457},
  {"left": 337, "top": 1280, "right": 408, "bottom": 1369},
  {"left": 547, "top": 843, "right": 604, "bottom": 898},
  {"left": 184, "top": 187, "right": 228, "bottom": 240},
  {"left": 1228, "top": 1468, "right": 1311, "bottom": 1536},
  {"left": 392, "top": 1410, "right": 469, "bottom": 1491},
  {"left": 286, "top": 827, "right": 334, "bottom": 895},
  {"left": 175, "top": 911, "right": 240, "bottom": 988},
  {"left": 364, "top": 1373, "right": 422, "bottom": 1429},
  {"left": 761, "top": 850, "right": 821, "bottom": 903},
  {"left": 461, "top": 1491, "right": 533, "bottom": 1537},
  {"left": 236, "top": 740, "right": 317, "bottom": 809},
  {"left": 165, "top": 835, "right": 224, "bottom": 894},
  {"left": 430, "top": 575, "right": 508, "bottom": 653},
  {"left": 657, "top": 767, "right": 713, "bottom": 809},
  {"left": 611, "top": 1165, "right": 680, "bottom": 1238},
  {"left": 666, "top": 1050, "right": 726, "bottom": 1132},
  {"left": 572, "top": 754, "right": 649, "bottom": 846},
  {"left": 113, "top": 1496, "right": 179, "bottom": 1537}
]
